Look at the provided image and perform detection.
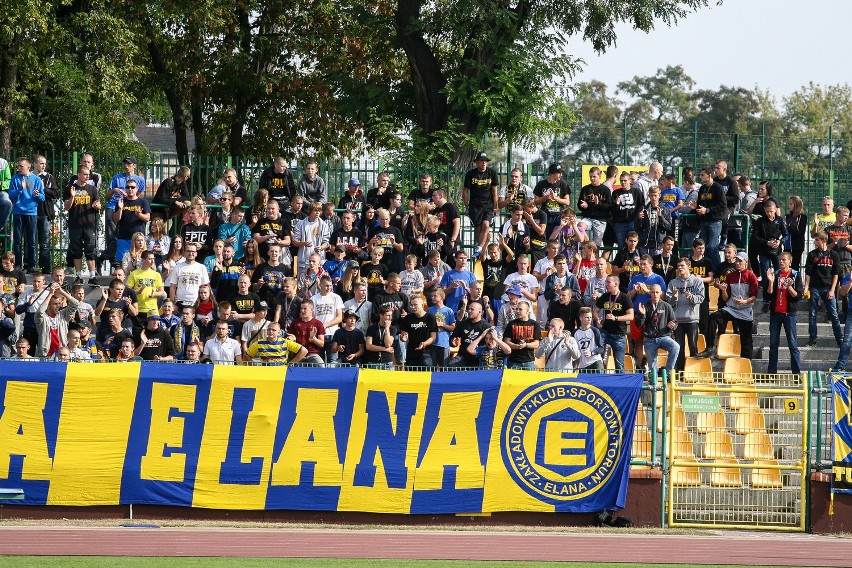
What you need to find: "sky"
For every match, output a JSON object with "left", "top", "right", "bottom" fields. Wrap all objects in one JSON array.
[{"left": 566, "top": 0, "right": 852, "bottom": 104}]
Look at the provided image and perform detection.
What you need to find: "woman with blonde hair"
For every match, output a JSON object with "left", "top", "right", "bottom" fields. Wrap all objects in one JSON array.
[
  {"left": 242, "top": 238, "right": 263, "bottom": 278},
  {"left": 122, "top": 232, "right": 147, "bottom": 273},
  {"left": 146, "top": 217, "right": 171, "bottom": 271},
  {"left": 337, "top": 261, "right": 362, "bottom": 302}
]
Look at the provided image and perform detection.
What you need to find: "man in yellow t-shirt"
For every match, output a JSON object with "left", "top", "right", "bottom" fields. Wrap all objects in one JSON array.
[
  {"left": 245, "top": 321, "right": 307, "bottom": 365},
  {"left": 127, "top": 251, "right": 165, "bottom": 315},
  {"left": 812, "top": 196, "right": 836, "bottom": 238}
]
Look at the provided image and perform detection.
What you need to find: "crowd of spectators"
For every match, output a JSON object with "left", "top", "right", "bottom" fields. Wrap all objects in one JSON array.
[{"left": 0, "top": 154, "right": 847, "bottom": 373}]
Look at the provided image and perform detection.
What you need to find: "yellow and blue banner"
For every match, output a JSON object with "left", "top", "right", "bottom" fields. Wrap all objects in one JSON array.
[
  {"left": 0, "top": 362, "right": 641, "bottom": 513},
  {"left": 832, "top": 374, "right": 852, "bottom": 493}
]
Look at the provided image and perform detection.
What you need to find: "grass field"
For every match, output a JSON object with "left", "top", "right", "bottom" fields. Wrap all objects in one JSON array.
[{"left": 0, "top": 559, "right": 772, "bottom": 568}]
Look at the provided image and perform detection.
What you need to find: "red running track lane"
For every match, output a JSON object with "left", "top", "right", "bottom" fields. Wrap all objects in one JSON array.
[{"left": 0, "top": 527, "right": 848, "bottom": 566}]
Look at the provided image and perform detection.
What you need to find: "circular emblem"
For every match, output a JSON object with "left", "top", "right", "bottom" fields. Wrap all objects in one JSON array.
[{"left": 501, "top": 379, "right": 623, "bottom": 503}]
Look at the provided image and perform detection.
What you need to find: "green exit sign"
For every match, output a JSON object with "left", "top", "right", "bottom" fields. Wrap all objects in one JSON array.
[{"left": 682, "top": 394, "right": 720, "bottom": 413}]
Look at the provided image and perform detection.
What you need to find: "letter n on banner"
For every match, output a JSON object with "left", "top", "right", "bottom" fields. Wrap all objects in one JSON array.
[
  {"left": 410, "top": 369, "right": 502, "bottom": 514},
  {"left": 0, "top": 362, "right": 65, "bottom": 505},
  {"left": 832, "top": 375, "right": 852, "bottom": 494},
  {"left": 338, "top": 369, "right": 430, "bottom": 514}
]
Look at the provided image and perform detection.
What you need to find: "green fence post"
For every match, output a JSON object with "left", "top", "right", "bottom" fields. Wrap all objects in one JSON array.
[
  {"left": 733, "top": 133, "right": 740, "bottom": 173},
  {"left": 761, "top": 121, "right": 766, "bottom": 176},
  {"left": 692, "top": 120, "right": 698, "bottom": 168},
  {"left": 829, "top": 126, "right": 835, "bottom": 199},
  {"left": 622, "top": 116, "right": 628, "bottom": 165}
]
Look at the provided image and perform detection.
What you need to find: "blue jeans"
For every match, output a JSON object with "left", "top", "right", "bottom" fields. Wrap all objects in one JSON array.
[
  {"left": 809, "top": 288, "right": 842, "bottom": 343},
  {"left": 644, "top": 335, "right": 680, "bottom": 376},
  {"left": 614, "top": 222, "right": 634, "bottom": 251},
  {"left": 406, "top": 348, "right": 433, "bottom": 368},
  {"left": 699, "top": 220, "right": 723, "bottom": 264},
  {"left": 322, "top": 335, "right": 337, "bottom": 364},
  {"left": 509, "top": 360, "right": 536, "bottom": 370},
  {"left": 0, "top": 192, "right": 12, "bottom": 232},
  {"left": 769, "top": 311, "right": 800, "bottom": 374},
  {"left": 37, "top": 215, "right": 51, "bottom": 272},
  {"left": 601, "top": 329, "right": 626, "bottom": 371},
  {"left": 13, "top": 214, "right": 37, "bottom": 269},
  {"left": 834, "top": 310, "right": 852, "bottom": 370}
]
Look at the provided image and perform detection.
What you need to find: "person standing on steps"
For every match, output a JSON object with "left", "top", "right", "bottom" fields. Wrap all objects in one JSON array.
[{"left": 765, "top": 252, "right": 803, "bottom": 374}]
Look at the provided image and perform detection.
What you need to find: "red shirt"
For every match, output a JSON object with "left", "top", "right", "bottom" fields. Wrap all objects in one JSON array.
[
  {"left": 576, "top": 258, "right": 596, "bottom": 294},
  {"left": 287, "top": 318, "right": 325, "bottom": 354},
  {"left": 774, "top": 269, "right": 794, "bottom": 314}
]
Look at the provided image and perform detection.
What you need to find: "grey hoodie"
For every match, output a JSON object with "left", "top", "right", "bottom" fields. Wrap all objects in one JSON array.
[
  {"left": 298, "top": 174, "right": 327, "bottom": 204},
  {"left": 664, "top": 274, "right": 705, "bottom": 323}
]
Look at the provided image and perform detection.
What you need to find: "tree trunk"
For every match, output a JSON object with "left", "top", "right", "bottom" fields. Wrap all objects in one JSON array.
[
  {"left": 394, "top": 0, "right": 449, "bottom": 139},
  {"left": 0, "top": 34, "right": 22, "bottom": 156},
  {"left": 145, "top": 26, "right": 190, "bottom": 164}
]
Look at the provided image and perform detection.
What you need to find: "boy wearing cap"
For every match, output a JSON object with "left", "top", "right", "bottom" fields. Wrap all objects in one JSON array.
[
  {"left": 331, "top": 310, "right": 365, "bottom": 364},
  {"left": 533, "top": 163, "right": 571, "bottom": 237},
  {"left": 698, "top": 251, "right": 759, "bottom": 359},
  {"left": 323, "top": 246, "right": 350, "bottom": 286},
  {"left": 463, "top": 153, "right": 500, "bottom": 259},
  {"left": 135, "top": 311, "right": 175, "bottom": 361},
  {"left": 338, "top": 178, "right": 365, "bottom": 213},
  {"left": 241, "top": 300, "right": 271, "bottom": 355}
]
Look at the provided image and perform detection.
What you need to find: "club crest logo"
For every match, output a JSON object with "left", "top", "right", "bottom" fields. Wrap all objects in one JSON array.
[{"left": 501, "top": 380, "right": 624, "bottom": 503}]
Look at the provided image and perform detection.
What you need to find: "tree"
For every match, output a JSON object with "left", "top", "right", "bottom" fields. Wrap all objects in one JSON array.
[
  {"left": 782, "top": 83, "right": 852, "bottom": 172},
  {"left": 392, "top": 1, "right": 710, "bottom": 163}
]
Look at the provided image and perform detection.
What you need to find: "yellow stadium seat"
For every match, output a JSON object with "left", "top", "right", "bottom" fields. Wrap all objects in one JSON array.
[
  {"left": 703, "top": 430, "right": 735, "bottom": 460},
  {"left": 696, "top": 412, "right": 727, "bottom": 433},
  {"left": 606, "top": 352, "right": 615, "bottom": 370},
  {"left": 623, "top": 355, "right": 635, "bottom": 372},
  {"left": 684, "top": 334, "right": 707, "bottom": 357},
  {"left": 735, "top": 407, "right": 766, "bottom": 434},
  {"left": 751, "top": 459, "right": 783, "bottom": 488},
  {"left": 723, "top": 357, "right": 753, "bottom": 383},
  {"left": 708, "top": 286, "right": 719, "bottom": 312},
  {"left": 669, "top": 427, "right": 696, "bottom": 459},
  {"left": 534, "top": 356, "right": 545, "bottom": 370},
  {"left": 729, "top": 390, "right": 759, "bottom": 410},
  {"left": 743, "top": 432, "right": 775, "bottom": 461},
  {"left": 671, "top": 465, "right": 702, "bottom": 486},
  {"left": 710, "top": 458, "right": 743, "bottom": 487},
  {"left": 681, "top": 357, "right": 713, "bottom": 382},
  {"left": 655, "top": 349, "right": 668, "bottom": 370},
  {"left": 724, "top": 320, "right": 735, "bottom": 334},
  {"left": 717, "top": 334, "right": 741, "bottom": 359}
]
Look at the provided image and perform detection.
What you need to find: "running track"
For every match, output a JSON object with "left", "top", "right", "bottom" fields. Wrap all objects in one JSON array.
[{"left": 0, "top": 527, "right": 848, "bottom": 566}]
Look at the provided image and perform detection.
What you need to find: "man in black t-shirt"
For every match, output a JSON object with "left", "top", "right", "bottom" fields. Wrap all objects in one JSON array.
[
  {"left": 331, "top": 310, "right": 365, "bottom": 364},
  {"left": 502, "top": 301, "right": 541, "bottom": 369},
  {"left": 135, "top": 312, "right": 176, "bottom": 361},
  {"left": 64, "top": 165, "right": 101, "bottom": 283},
  {"left": 533, "top": 163, "right": 571, "bottom": 236},
  {"left": 449, "top": 301, "right": 490, "bottom": 368},
  {"left": 363, "top": 306, "right": 397, "bottom": 368},
  {"left": 407, "top": 173, "right": 436, "bottom": 211},
  {"left": 252, "top": 200, "right": 291, "bottom": 260},
  {"left": 113, "top": 180, "right": 151, "bottom": 263},
  {"left": 463, "top": 152, "right": 499, "bottom": 259},
  {"left": 330, "top": 210, "right": 366, "bottom": 261},
  {"left": 431, "top": 189, "right": 460, "bottom": 249},
  {"left": 594, "top": 274, "right": 633, "bottom": 371},
  {"left": 258, "top": 157, "right": 296, "bottom": 208},
  {"left": 228, "top": 274, "right": 261, "bottom": 336},
  {"left": 398, "top": 296, "right": 437, "bottom": 367}
]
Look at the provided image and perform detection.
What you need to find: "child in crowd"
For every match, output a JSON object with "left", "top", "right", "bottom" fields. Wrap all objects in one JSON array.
[
  {"left": 360, "top": 247, "right": 388, "bottom": 299},
  {"left": 428, "top": 288, "right": 456, "bottom": 368},
  {"left": 400, "top": 254, "right": 425, "bottom": 298},
  {"left": 71, "top": 283, "right": 96, "bottom": 328}
]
